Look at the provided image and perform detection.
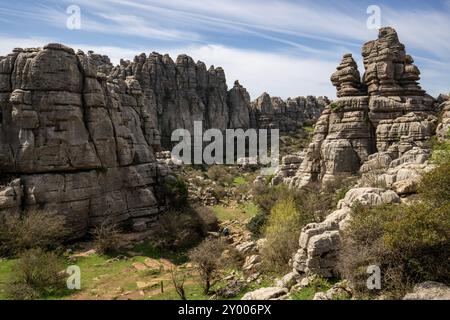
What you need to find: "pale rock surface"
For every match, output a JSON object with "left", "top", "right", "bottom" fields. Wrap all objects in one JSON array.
[
  {"left": 241, "top": 287, "right": 288, "bottom": 300},
  {"left": 289, "top": 27, "right": 437, "bottom": 188},
  {"left": 0, "top": 44, "right": 170, "bottom": 238},
  {"left": 292, "top": 188, "right": 399, "bottom": 277},
  {"left": 250, "top": 92, "right": 328, "bottom": 132},
  {"left": 403, "top": 282, "right": 450, "bottom": 300}
]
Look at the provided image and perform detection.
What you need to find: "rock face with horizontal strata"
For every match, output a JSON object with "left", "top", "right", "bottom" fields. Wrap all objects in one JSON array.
[
  {"left": 281, "top": 27, "right": 444, "bottom": 279},
  {"left": 289, "top": 27, "right": 437, "bottom": 188},
  {"left": 250, "top": 92, "right": 329, "bottom": 132},
  {"left": 0, "top": 44, "right": 170, "bottom": 238},
  {"left": 109, "top": 52, "right": 252, "bottom": 148}
]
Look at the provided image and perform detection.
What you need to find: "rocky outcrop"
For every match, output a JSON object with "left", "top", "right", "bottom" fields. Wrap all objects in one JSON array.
[
  {"left": 241, "top": 287, "right": 288, "bottom": 300},
  {"left": 271, "top": 152, "right": 305, "bottom": 186},
  {"left": 403, "top": 282, "right": 450, "bottom": 300},
  {"left": 331, "top": 54, "right": 365, "bottom": 97},
  {"left": 228, "top": 80, "right": 251, "bottom": 129},
  {"left": 288, "top": 27, "right": 437, "bottom": 188},
  {"left": 0, "top": 44, "right": 170, "bottom": 238},
  {"left": 250, "top": 92, "right": 329, "bottom": 132},
  {"left": 436, "top": 98, "right": 450, "bottom": 141},
  {"left": 272, "top": 27, "right": 446, "bottom": 280},
  {"left": 108, "top": 53, "right": 254, "bottom": 148},
  {"left": 292, "top": 188, "right": 400, "bottom": 277}
]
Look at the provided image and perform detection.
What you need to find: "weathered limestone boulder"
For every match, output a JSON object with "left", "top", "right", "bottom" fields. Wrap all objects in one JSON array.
[
  {"left": 403, "top": 282, "right": 450, "bottom": 300},
  {"left": 241, "top": 287, "right": 288, "bottom": 300},
  {"left": 313, "top": 281, "right": 352, "bottom": 300},
  {"left": 436, "top": 100, "right": 450, "bottom": 141},
  {"left": 359, "top": 136, "right": 435, "bottom": 195},
  {"left": 0, "top": 179, "right": 22, "bottom": 209},
  {"left": 235, "top": 241, "right": 257, "bottom": 255},
  {"left": 292, "top": 188, "right": 400, "bottom": 277},
  {"left": 0, "top": 44, "right": 170, "bottom": 238},
  {"left": 275, "top": 271, "right": 302, "bottom": 290},
  {"left": 331, "top": 54, "right": 365, "bottom": 97},
  {"left": 271, "top": 152, "right": 305, "bottom": 186},
  {"left": 243, "top": 254, "right": 262, "bottom": 273}
]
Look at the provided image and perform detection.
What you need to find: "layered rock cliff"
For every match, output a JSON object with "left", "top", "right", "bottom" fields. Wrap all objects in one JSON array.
[
  {"left": 287, "top": 27, "right": 437, "bottom": 188},
  {"left": 0, "top": 43, "right": 326, "bottom": 238},
  {"left": 108, "top": 53, "right": 254, "bottom": 147},
  {"left": 282, "top": 27, "right": 442, "bottom": 278},
  {"left": 250, "top": 92, "right": 329, "bottom": 132},
  {"left": 0, "top": 44, "right": 170, "bottom": 238}
]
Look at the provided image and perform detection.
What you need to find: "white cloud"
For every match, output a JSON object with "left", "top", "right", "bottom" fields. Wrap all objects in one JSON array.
[
  {"left": 70, "top": 43, "right": 339, "bottom": 99},
  {"left": 0, "top": 35, "right": 447, "bottom": 100},
  {"left": 0, "top": 35, "right": 336, "bottom": 99}
]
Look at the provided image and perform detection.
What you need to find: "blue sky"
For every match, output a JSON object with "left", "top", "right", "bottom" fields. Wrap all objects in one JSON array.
[{"left": 1, "top": 0, "right": 449, "bottom": 99}]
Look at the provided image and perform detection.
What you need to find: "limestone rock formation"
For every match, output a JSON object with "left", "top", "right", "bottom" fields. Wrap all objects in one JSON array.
[
  {"left": 250, "top": 92, "right": 329, "bottom": 132},
  {"left": 288, "top": 27, "right": 437, "bottom": 188},
  {"left": 403, "top": 282, "right": 450, "bottom": 300},
  {"left": 362, "top": 28, "right": 425, "bottom": 96},
  {"left": 227, "top": 80, "right": 251, "bottom": 129},
  {"left": 331, "top": 54, "right": 365, "bottom": 97},
  {"left": 241, "top": 287, "right": 289, "bottom": 300},
  {"left": 274, "top": 27, "right": 445, "bottom": 280},
  {"left": 436, "top": 99, "right": 450, "bottom": 141},
  {"left": 0, "top": 44, "right": 170, "bottom": 238},
  {"left": 271, "top": 152, "right": 305, "bottom": 186},
  {"left": 108, "top": 52, "right": 252, "bottom": 148},
  {"left": 292, "top": 188, "right": 400, "bottom": 277}
]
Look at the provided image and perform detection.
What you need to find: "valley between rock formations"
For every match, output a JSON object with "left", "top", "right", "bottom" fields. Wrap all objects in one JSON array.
[{"left": 0, "top": 27, "right": 449, "bottom": 301}]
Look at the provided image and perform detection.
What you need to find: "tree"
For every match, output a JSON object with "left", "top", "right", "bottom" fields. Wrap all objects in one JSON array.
[
  {"left": 188, "top": 238, "right": 226, "bottom": 295},
  {"left": 170, "top": 267, "right": 187, "bottom": 300}
]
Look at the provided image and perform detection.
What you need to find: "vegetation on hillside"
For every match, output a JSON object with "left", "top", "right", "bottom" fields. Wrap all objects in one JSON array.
[{"left": 338, "top": 160, "right": 450, "bottom": 299}]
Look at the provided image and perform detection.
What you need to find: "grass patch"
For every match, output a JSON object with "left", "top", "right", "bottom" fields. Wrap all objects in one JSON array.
[
  {"left": 233, "top": 176, "right": 247, "bottom": 186},
  {"left": 0, "top": 259, "right": 16, "bottom": 299},
  {"left": 131, "top": 242, "right": 189, "bottom": 265},
  {"left": 212, "top": 202, "right": 259, "bottom": 222},
  {"left": 290, "top": 287, "right": 316, "bottom": 300}
]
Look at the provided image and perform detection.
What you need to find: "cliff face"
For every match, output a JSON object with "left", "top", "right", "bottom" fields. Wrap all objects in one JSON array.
[
  {"left": 109, "top": 53, "right": 252, "bottom": 147},
  {"left": 284, "top": 27, "right": 443, "bottom": 278},
  {"left": 289, "top": 27, "right": 437, "bottom": 188},
  {"left": 250, "top": 92, "right": 329, "bottom": 132},
  {"left": 0, "top": 44, "right": 169, "bottom": 238},
  {"left": 0, "top": 43, "right": 326, "bottom": 238}
]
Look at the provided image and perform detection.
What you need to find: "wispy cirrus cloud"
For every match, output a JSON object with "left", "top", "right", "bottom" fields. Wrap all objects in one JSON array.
[{"left": 0, "top": 0, "right": 448, "bottom": 98}]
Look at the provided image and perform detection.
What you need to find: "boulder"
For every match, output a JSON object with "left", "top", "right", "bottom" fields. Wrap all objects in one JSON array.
[
  {"left": 241, "top": 287, "right": 288, "bottom": 300},
  {"left": 403, "top": 282, "right": 450, "bottom": 300}
]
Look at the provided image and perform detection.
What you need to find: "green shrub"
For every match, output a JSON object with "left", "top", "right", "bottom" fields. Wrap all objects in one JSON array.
[
  {"left": 248, "top": 183, "right": 331, "bottom": 237},
  {"left": 207, "top": 166, "right": 234, "bottom": 185},
  {"left": 339, "top": 198, "right": 450, "bottom": 298},
  {"left": 92, "top": 222, "right": 121, "bottom": 255},
  {"left": 260, "top": 197, "right": 304, "bottom": 273},
  {"left": 309, "top": 276, "right": 333, "bottom": 292},
  {"left": 6, "top": 248, "right": 66, "bottom": 300},
  {"left": 193, "top": 206, "right": 220, "bottom": 234},
  {"left": 329, "top": 102, "right": 341, "bottom": 112},
  {"left": 419, "top": 162, "right": 450, "bottom": 207},
  {"left": 429, "top": 130, "right": 450, "bottom": 164},
  {"left": 246, "top": 212, "right": 268, "bottom": 237},
  {"left": 0, "top": 209, "right": 68, "bottom": 257},
  {"left": 189, "top": 238, "right": 227, "bottom": 294},
  {"left": 163, "top": 176, "right": 189, "bottom": 209},
  {"left": 154, "top": 207, "right": 219, "bottom": 250}
]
